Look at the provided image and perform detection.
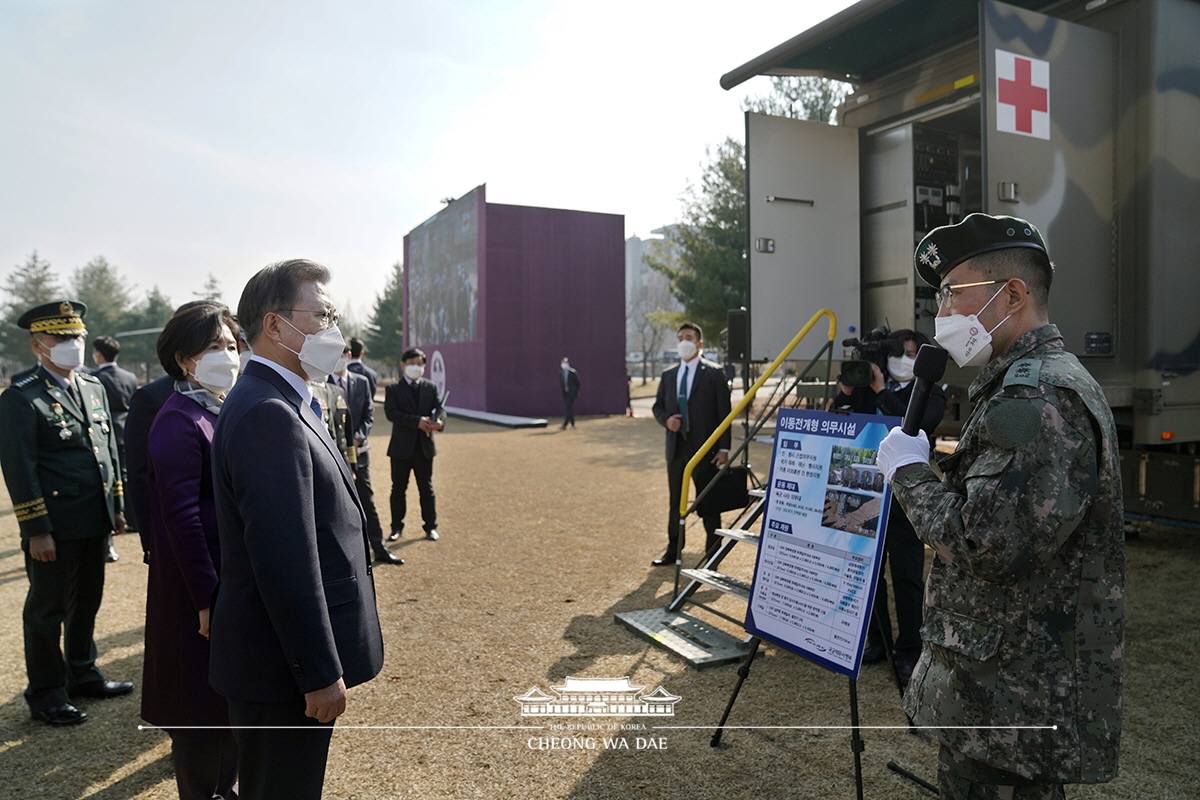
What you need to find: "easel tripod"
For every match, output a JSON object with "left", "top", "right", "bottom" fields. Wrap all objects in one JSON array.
[{"left": 709, "top": 605, "right": 938, "bottom": 797}]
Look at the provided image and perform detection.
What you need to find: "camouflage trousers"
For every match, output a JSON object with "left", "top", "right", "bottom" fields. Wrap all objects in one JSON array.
[{"left": 938, "top": 746, "right": 1066, "bottom": 800}]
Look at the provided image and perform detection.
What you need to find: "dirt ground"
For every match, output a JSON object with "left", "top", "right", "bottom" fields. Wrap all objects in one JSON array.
[{"left": 1, "top": 411, "right": 1197, "bottom": 799}]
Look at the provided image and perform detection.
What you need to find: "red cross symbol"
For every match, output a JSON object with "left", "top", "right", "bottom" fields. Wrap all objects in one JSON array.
[{"left": 998, "top": 57, "right": 1048, "bottom": 134}]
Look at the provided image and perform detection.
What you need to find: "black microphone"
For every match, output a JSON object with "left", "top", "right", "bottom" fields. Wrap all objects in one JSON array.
[{"left": 901, "top": 344, "right": 949, "bottom": 436}]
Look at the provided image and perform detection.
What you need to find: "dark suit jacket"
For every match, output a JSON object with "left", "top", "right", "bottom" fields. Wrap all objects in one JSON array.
[
  {"left": 560, "top": 367, "right": 581, "bottom": 400},
  {"left": 92, "top": 362, "right": 139, "bottom": 446},
  {"left": 333, "top": 371, "right": 373, "bottom": 467},
  {"left": 124, "top": 375, "right": 175, "bottom": 549},
  {"left": 652, "top": 358, "right": 732, "bottom": 463},
  {"left": 384, "top": 378, "right": 442, "bottom": 460},
  {"left": 347, "top": 360, "right": 378, "bottom": 398},
  {"left": 0, "top": 366, "right": 123, "bottom": 541},
  {"left": 209, "top": 360, "right": 383, "bottom": 703}
]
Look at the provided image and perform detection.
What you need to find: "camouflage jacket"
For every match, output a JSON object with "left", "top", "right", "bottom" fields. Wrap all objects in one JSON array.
[{"left": 891, "top": 324, "right": 1124, "bottom": 783}]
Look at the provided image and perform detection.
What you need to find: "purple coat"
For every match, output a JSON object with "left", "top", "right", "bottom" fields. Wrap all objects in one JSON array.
[{"left": 140, "top": 390, "right": 228, "bottom": 736}]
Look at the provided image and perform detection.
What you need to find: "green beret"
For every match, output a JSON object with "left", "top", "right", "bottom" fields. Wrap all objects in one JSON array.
[
  {"left": 17, "top": 301, "right": 88, "bottom": 336},
  {"left": 914, "top": 213, "right": 1047, "bottom": 287}
]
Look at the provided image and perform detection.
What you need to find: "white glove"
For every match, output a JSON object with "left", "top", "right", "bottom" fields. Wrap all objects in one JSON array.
[{"left": 876, "top": 427, "right": 930, "bottom": 482}]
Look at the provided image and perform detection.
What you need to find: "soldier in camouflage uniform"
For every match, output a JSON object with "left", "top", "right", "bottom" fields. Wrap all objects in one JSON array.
[
  {"left": 0, "top": 301, "right": 132, "bottom": 726},
  {"left": 877, "top": 214, "right": 1124, "bottom": 799}
]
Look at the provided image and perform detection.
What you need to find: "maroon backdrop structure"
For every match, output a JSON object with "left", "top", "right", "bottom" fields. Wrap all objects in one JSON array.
[{"left": 404, "top": 185, "right": 626, "bottom": 418}]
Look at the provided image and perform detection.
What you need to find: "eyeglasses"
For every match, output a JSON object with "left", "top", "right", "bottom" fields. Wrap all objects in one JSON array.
[
  {"left": 934, "top": 280, "right": 1004, "bottom": 310},
  {"left": 279, "top": 308, "right": 340, "bottom": 330}
]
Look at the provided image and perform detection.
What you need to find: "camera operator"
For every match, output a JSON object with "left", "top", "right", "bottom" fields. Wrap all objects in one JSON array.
[{"left": 832, "top": 328, "right": 944, "bottom": 686}]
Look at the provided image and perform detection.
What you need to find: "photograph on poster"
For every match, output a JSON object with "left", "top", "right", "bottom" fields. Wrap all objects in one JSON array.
[
  {"left": 744, "top": 409, "right": 900, "bottom": 677},
  {"left": 821, "top": 489, "right": 882, "bottom": 538}
]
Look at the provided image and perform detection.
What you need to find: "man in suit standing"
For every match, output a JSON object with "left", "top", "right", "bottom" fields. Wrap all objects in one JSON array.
[
  {"left": 651, "top": 322, "right": 731, "bottom": 566},
  {"left": 210, "top": 260, "right": 384, "bottom": 800},
  {"left": 559, "top": 357, "right": 580, "bottom": 430},
  {"left": 91, "top": 335, "right": 139, "bottom": 561},
  {"left": 90, "top": 336, "right": 138, "bottom": 463},
  {"left": 0, "top": 301, "right": 132, "bottom": 726},
  {"left": 329, "top": 347, "right": 401, "bottom": 564},
  {"left": 346, "top": 337, "right": 378, "bottom": 398},
  {"left": 385, "top": 347, "right": 443, "bottom": 542}
]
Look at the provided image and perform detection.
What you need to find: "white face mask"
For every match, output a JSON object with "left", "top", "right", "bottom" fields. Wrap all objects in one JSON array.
[
  {"left": 40, "top": 337, "right": 86, "bottom": 370},
  {"left": 333, "top": 354, "right": 348, "bottom": 375},
  {"left": 190, "top": 350, "right": 240, "bottom": 394},
  {"left": 404, "top": 363, "right": 424, "bottom": 381},
  {"left": 278, "top": 316, "right": 346, "bottom": 381},
  {"left": 934, "top": 284, "right": 1010, "bottom": 368},
  {"left": 887, "top": 354, "right": 916, "bottom": 383},
  {"left": 677, "top": 339, "right": 698, "bottom": 361},
  {"left": 560, "top": 361, "right": 569, "bottom": 370},
  {"left": 238, "top": 349, "right": 253, "bottom": 374}
]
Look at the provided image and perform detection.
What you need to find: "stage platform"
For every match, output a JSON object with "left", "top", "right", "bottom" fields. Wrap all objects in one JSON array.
[{"left": 445, "top": 406, "right": 548, "bottom": 428}]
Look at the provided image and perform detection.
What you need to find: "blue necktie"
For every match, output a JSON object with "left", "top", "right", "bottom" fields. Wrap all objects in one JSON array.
[
  {"left": 310, "top": 396, "right": 322, "bottom": 419},
  {"left": 678, "top": 365, "right": 690, "bottom": 436}
]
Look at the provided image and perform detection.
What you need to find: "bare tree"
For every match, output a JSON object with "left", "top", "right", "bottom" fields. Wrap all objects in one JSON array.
[{"left": 628, "top": 276, "right": 679, "bottom": 383}]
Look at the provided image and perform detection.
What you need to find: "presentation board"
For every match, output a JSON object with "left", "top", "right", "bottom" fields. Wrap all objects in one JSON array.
[{"left": 744, "top": 408, "right": 899, "bottom": 678}]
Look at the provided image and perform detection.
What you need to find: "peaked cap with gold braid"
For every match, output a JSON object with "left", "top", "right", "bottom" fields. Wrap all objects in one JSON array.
[{"left": 17, "top": 300, "right": 88, "bottom": 336}]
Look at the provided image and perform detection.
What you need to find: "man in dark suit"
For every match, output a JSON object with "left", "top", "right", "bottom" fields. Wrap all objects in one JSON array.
[
  {"left": 90, "top": 336, "right": 138, "bottom": 464},
  {"left": 346, "top": 336, "right": 378, "bottom": 398},
  {"left": 651, "top": 322, "right": 731, "bottom": 566},
  {"left": 329, "top": 348, "right": 401, "bottom": 564},
  {"left": 0, "top": 301, "right": 132, "bottom": 726},
  {"left": 559, "top": 357, "right": 581, "bottom": 430},
  {"left": 384, "top": 347, "right": 443, "bottom": 542},
  {"left": 210, "top": 260, "right": 384, "bottom": 800},
  {"left": 90, "top": 335, "right": 139, "bottom": 561}
]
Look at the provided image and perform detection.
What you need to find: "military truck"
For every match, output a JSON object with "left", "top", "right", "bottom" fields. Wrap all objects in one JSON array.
[{"left": 723, "top": 0, "right": 1200, "bottom": 523}]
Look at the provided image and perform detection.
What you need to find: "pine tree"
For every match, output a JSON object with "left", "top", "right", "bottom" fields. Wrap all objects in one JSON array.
[
  {"left": 2, "top": 250, "right": 63, "bottom": 364},
  {"left": 70, "top": 256, "right": 134, "bottom": 341},
  {"left": 118, "top": 287, "right": 176, "bottom": 379},
  {"left": 194, "top": 274, "right": 222, "bottom": 302},
  {"left": 365, "top": 261, "right": 405, "bottom": 371}
]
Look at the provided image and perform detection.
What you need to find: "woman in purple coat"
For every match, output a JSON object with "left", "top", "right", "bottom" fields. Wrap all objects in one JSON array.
[{"left": 141, "top": 304, "right": 241, "bottom": 800}]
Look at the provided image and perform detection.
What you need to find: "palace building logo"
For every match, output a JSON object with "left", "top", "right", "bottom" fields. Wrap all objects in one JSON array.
[{"left": 513, "top": 676, "right": 680, "bottom": 717}]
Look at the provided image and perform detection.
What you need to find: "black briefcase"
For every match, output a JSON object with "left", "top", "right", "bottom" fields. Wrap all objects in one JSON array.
[{"left": 696, "top": 465, "right": 750, "bottom": 515}]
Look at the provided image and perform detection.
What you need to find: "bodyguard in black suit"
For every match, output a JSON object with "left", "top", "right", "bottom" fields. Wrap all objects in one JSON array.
[
  {"left": 651, "top": 322, "right": 732, "bottom": 566},
  {"left": 0, "top": 301, "right": 132, "bottom": 726},
  {"left": 347, "top": 336, "right": 378, "bottom": 397},
  {"left": 210, "top": 261, "right": 383, "bottom": 800},
  {"left": 329, "top": 354, "right": 401, "bottom": 564},
  {"left": 91, "top": 336, "right": 139, "bottom": 562},
  {"left": 384, "top": 347, "right": 443, "bottom": 541},
  {"left": 90, "top": 336, "right": 139, "bottom": 462},
  {"left": 559, "top": 357, "right": 581, "bottom": 429}
]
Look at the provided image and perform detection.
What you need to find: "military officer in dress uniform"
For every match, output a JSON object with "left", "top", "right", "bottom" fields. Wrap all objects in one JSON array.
[{"left": 0, "top": 301, "right": 132, "bottom": 726}]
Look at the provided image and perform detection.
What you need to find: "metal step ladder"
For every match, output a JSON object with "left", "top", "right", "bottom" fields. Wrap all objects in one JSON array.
[
  {"left": 615, "top": 315, "right": 838, "bottom": 668},
  {"left": 615, "top": 487, "right": 768, "bottom": 668}
]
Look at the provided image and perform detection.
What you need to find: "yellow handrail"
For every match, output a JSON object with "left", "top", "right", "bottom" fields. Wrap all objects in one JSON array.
[{"left": 680, "top": 309, "right": 838, "bottom": 516}]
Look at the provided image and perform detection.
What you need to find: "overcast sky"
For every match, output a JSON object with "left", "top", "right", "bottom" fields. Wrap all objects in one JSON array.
[{"left": 0, "top": 0, "right": 854, "bottom": 325}]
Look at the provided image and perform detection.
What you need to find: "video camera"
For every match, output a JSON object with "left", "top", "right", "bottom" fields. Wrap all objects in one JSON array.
[{"left": 839, "top": 325, "right": 905, "bottom": 388}]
